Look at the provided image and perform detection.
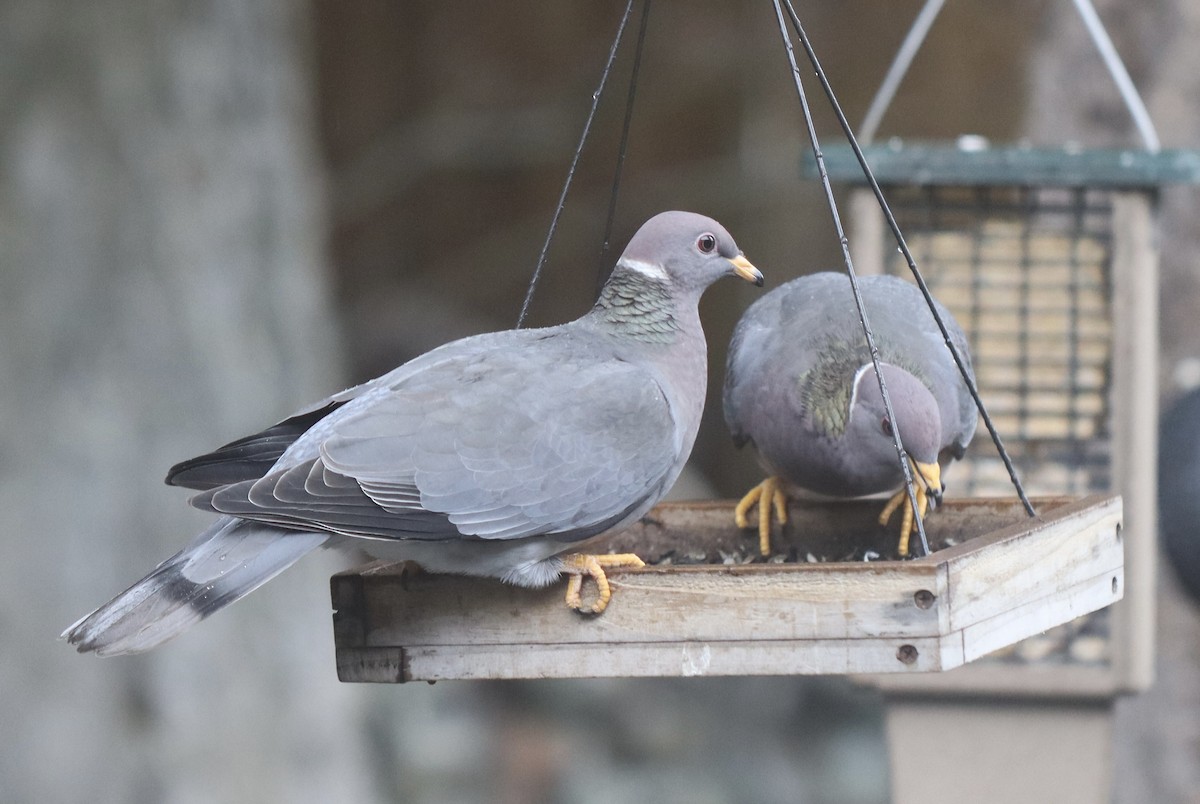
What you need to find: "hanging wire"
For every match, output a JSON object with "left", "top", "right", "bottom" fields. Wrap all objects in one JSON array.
[
  {"left": 778, "top": 0, "right": 1038, "bottom": 519},
  {"left": 858, "top": 0, "right": 946, "bottom": 144},
  {"left": 596, "top": 0, "right": 653, "bottom": 294},
  {"left": 769, "top": 0, "right": 933, "bottom": 556},
  {"left": 1070, "top": 0, "right": 1160, "bottom": 152},
  {"left": 517, "top": 0, "right": 638, "bottom": 328},
  {"left": 862, "top": 0, "right": 1160, "bottom": 150}
]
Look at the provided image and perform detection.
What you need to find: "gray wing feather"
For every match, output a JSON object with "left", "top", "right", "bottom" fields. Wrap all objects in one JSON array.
[
  {"left": 194, "top": 333, "right": 679, "bottom": 543},
  {"left": 165, "top": 332, "right": 494, "bottom": 490},
  {"left": 164, "top": 403, "right": 342, "bottom": 490}
]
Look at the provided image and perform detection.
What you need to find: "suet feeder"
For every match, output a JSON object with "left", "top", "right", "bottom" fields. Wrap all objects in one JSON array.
[
  {"left": 822, "top": 141, "right": 1200, "bottom": 699},
  {"left": 807, "top": 138, "right": 1200, "bottom": 804}
]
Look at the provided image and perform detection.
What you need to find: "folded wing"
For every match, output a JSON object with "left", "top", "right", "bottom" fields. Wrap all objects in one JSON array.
[{"left": 193, "top": 341, "right": 680, "bottom": 544}]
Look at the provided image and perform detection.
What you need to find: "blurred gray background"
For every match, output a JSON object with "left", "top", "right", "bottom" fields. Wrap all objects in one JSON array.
[{"left": 5, "top": 1, "right": 1198, "bottom": 802}]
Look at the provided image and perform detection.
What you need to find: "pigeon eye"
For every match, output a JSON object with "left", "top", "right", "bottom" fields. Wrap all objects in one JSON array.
[
  {"left": 881, "top": 417, "right": 894, "bottom": 437},
  {"left": 697, "top": 234, "right": 717, "bottom": 254}
]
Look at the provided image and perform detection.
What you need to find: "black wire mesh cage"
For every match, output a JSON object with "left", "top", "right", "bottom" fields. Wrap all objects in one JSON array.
[
  {"left": 822, "top": 141, "right": 1200, "bottom": 694},
  {"left": 882, "top": 182, "right": 1114, "bottom": 497}
]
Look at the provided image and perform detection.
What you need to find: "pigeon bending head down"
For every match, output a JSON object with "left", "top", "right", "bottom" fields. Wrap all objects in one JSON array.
[
  {"left": 723, "top": 272, "right": 976, "bottom": 557},
  {"left": 65, "top": 211, "right": 762, "bottom": 656}
]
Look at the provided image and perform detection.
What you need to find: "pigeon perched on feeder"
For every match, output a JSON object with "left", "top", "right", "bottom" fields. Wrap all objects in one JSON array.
[
  {"left": 64, "top": 210, "right": 762, "bottom": 656},
  {"left": 723, "top": 272, "right": 976, "bottom": 557}
]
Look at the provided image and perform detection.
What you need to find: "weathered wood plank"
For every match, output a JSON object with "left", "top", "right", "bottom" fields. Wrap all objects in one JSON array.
[
  {"left": 345, "top": 563, "right": 947, "bottom": 648},
  {"left": 959, "top": 569, "right": 1123, "bottom": 662},
  {"left": 1109, "top": 192, "right": 1159, "bottom": 694},
  {"left": 338, "top": 636, "right": 964, "bottom": 683},
  {"left": 937, "top": 495, "right": 1123, "bottom": 631}
]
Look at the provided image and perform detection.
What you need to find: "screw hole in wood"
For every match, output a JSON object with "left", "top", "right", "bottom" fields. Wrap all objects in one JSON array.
[{"left": 913, "top": 589, "right": 936, "bottom": 609}]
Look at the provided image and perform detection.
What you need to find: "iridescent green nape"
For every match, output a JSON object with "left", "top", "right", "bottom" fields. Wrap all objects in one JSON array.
[{"left": 797, "top": 339, "right": 926, "bottom": 437}]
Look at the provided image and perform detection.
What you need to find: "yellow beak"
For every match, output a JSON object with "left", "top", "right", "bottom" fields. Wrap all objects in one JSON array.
[
  {"left": 913, "top": 460, "right": 943, "bottom": 502},
  {"left": 729, "top": 255, "right": 764, "bottom": 286}
]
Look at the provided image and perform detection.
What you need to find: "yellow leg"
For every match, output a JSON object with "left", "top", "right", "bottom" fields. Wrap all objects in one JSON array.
[
  {"left": 560, "top": 553, "right": 645, "bottom": 614},
  {"left": 734, "top": 476, "right": 789, "bottom": 556},
  {"left": 879, "top": 460, "right": 941, "bottom": 557}
]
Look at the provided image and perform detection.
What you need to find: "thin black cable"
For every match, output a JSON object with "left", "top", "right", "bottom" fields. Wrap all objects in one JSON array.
[
  {"left": 780, "top": 0, "right": 1037, "bottom": 519},
  {"left": 517, "top": 0, "right": 637, "bottom": 328},
  {"left": 596, "top": 0, "right": 653, "bottom": 294},
  {"left": 769, "top": 0, "right": 931, "bottom": 557}
]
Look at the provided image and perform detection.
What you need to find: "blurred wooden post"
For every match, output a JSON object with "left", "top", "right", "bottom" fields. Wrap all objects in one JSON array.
[
  {"left": 886, "top": 699, "right": 1115, "bottom": 802},
  {"left": 1108, "top": 192, "right": 1159, "bottom": 692}
]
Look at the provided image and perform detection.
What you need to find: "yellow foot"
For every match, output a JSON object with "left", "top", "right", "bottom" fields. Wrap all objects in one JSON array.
[
  {"left": 561, "top": 553, "right": 645, "bottom": 615},
  {"left": 734, "top": 476, "right": 789, "bottom": 556},
  {"left": 878, "top": 460, "right": 942, "bottom": 556}
]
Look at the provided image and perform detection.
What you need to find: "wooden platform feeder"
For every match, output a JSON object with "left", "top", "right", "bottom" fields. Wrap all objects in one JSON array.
[
  {"left": 328, "top": 146, "right": 1179, "bottom": 688},
  {"left": 333, "top": 494, "right": 1121, "bottom": 683}
]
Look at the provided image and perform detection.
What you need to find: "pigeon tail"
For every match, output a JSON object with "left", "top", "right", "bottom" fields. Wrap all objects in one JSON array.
[{"left": 62, "top": 518, "right": 327, "bottom": 656}]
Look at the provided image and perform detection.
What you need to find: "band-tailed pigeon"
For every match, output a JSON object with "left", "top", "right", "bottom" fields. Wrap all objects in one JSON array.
[
  {"left": 64, "top": 210, "right": 762, "bottom": 655},
  {"left": 723, "top": 272, "right": 975, "bottom": 557}
]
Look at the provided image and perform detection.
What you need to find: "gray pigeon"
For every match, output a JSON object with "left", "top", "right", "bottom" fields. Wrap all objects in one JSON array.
[
  {"left": 723, "top": 272, "right": 975, "bottom": 557},
  {"left": 65, "top": 210, "right": 762, "bottom": 655}
]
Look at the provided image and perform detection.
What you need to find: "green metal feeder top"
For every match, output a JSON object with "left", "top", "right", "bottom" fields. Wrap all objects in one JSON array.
[{"left": 813, "top": 139, "right": 1200, "bottom": 189}]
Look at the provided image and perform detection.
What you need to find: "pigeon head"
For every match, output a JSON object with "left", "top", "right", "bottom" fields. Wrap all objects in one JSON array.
[
  {"left": 615, "top": 210, "right": 762, "bottom": 294},
  {"left": 845, "top": 362, "right": 943, "bottom": 487}
]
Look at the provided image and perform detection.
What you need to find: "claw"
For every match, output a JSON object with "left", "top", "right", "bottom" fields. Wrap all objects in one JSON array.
[
  {"left": 735, "top": 476, "right": 789, "bottom": 556},
  {"left": 879, "top": 460, "right": 941, "bottom": 556},
  {"left": 560, "top": 553, "right": 645, "bottom": 614}
]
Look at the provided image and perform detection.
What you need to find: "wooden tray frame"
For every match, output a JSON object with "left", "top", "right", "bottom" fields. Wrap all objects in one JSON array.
[{"left": 332, "top": 494, "right": 1122, "bottom": 683}]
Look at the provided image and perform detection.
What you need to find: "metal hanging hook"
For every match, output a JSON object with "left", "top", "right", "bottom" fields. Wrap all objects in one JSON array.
[{"left": 859, "top": 0, "right": 1160, "bottom": 150}]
